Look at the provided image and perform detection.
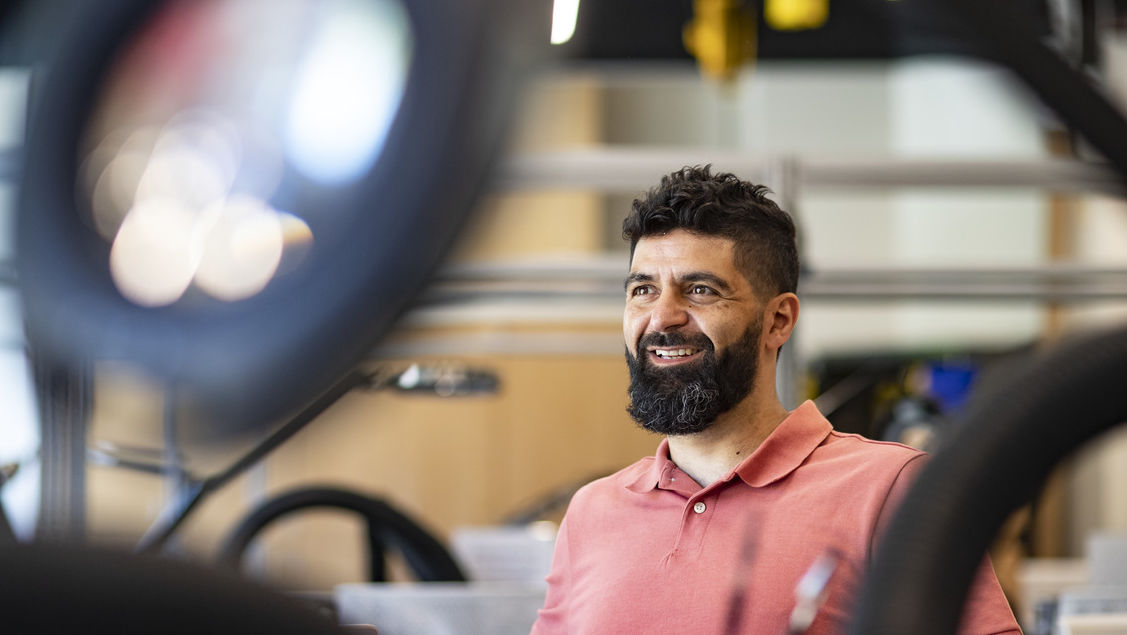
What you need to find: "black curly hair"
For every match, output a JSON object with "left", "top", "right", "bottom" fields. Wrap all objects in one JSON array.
[{"left": 622, "top": 165, "right": 799, "bottom": 297}]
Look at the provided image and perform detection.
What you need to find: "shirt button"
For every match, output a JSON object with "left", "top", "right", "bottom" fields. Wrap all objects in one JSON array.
[{"left": 693, "top": 501, "right": 706, "bottom": 514}]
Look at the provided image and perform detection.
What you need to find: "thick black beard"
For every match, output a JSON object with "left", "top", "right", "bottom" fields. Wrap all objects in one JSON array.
[{"left": 625, "top": 325, "right": 761, "bottom": 436}]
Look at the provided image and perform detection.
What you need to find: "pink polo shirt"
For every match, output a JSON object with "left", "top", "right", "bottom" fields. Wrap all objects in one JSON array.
[{"left": 532, "top": 401, "right": 1020, "bottom": 634}]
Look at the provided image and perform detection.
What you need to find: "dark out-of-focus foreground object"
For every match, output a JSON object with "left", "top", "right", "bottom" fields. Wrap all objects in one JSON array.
[
  {"left": 0, "top": 542, "right": 344, "bottom": 634},
  {"left": 15, "top": 0, "right": 546, "bottom": 436},
  {"left": 850, "top": 0, "right": 1127, "bottom": 633}
]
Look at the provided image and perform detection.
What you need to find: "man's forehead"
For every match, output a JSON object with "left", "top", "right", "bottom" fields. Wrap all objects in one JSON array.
[{"left": 629, "top": 230, "right": 740, "bottom": 271}]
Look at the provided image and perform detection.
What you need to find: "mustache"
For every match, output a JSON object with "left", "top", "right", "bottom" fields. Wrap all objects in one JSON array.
[{"left": 636, "top": 331, "right": 715, "bottom": 355}]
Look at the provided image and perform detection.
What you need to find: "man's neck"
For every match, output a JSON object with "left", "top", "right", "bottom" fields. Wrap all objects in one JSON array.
[{"left": 666, "top": 395, "right": 790, "bottom": 488}]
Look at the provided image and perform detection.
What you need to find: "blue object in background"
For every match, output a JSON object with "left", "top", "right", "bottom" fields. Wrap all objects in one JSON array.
[{"left": 926, "top": 361, "right": 979, "bottom": 415}]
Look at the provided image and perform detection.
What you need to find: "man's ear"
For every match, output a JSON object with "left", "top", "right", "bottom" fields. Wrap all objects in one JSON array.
[{"left": 764, "top": 292, "right": 799, "bottom": 352}]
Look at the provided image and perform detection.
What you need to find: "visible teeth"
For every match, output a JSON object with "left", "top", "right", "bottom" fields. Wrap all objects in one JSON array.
[{"left": 655, "top": 348, "right": 697, "bottom": 358}]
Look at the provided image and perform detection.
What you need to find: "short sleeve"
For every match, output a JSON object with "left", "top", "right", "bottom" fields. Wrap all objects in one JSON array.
[{"left": 530, "top": 514, "right": 572, "bottom": 634}]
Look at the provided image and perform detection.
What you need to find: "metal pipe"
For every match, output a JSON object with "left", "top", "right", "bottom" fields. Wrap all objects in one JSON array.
[
  {"left": 494, "top": 149, "right": 1126, "bottom": 195},
  {"left": 418, "top": 262, "right": 1127, "bottom": 305}
]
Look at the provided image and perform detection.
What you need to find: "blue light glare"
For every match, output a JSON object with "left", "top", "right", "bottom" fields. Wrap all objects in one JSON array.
[{"left": 283, "top": 0, "right": 412, "bottom": 186}]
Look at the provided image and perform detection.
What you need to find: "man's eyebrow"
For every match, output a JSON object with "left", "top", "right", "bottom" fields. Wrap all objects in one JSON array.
[
  {"left": 624, "top": 272, "right": 653, "bottom": 290},
  {"left": 623, "top": 271, "right": 735, "bottom": 293},
  {"left": 683, "top": 271, "right": 735, "bottom": 294}
]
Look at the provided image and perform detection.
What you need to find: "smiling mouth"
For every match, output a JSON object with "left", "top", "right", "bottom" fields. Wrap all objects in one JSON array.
[{"left": 650, "top": 347, "right": 702, "bottom": 361}]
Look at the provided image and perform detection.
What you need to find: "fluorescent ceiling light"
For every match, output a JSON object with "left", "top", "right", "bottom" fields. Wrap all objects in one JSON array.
[{"left": 551, "top": 0, "right": 580, "bottom": 44}]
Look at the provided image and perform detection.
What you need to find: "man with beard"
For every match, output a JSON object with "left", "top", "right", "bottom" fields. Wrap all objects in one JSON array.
[{"left": 531, "top": 166, "right": 1020, "bottom": 634}]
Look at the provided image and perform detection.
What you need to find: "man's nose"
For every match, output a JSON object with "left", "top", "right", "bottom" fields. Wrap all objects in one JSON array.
[{"left": 648, "top": 292, "right": 690, "bottom": 332}]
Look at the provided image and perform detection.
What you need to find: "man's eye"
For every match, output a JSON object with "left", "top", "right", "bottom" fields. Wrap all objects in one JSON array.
[
  {"left": 630, "top": 286, "right": 653, "bottom": 297},
  {"left": 689, "top": 285, "right": 715, "bottom": 295}
]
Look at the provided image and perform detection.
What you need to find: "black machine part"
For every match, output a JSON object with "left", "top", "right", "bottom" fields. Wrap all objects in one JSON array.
[
  {"left": 15, "top": 0, "right": 547, "bottom": 435},
  {"left": 217, "top": 486, "right": 466, "bottom": 583},
  {"left": 850, "top": 0, "right": 1127, "bottom": 631}
]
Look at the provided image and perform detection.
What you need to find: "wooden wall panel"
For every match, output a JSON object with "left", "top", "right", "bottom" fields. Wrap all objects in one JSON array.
[{"left": 154, "top": 351, "right": 660, "bottom": 589}]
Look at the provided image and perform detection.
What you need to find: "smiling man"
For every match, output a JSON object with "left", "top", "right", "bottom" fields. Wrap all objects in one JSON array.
[{"left": 531, "top": 166, "right": 1021, "bottom": 634}]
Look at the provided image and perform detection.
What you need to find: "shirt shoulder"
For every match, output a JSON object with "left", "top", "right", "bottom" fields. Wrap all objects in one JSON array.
[
  {"left": 570, "top": 455, "right": 655, "bottom": 504},
  {"left": 820, "top": 429, "right": 927, "bottom": 467},
  {"left": 797, "top": 430, "right": 930, "bottom": 517}
]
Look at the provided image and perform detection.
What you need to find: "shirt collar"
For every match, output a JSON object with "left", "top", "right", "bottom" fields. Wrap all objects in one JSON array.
[
  {"left": 623, "top": 401, "right": 832, "bottom": 493},
  {"left": 733, "top": 400, "right": 831, "bottom": 487},
  {"left": 624, "top": 439, "right": 675, "bottom": 494}
]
